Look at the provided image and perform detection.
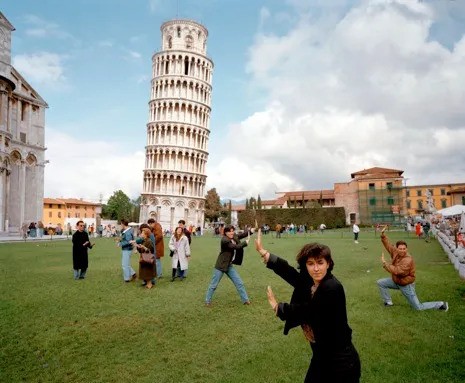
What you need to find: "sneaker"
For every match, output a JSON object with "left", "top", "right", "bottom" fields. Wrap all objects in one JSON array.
[
  {"left": 205, "top": 302, "right": 212, "bottom": 308},
  {"left": 439, "top": 302, "right": 449, "bottom": 312},
  {"left": 243, "top": 301, "right": 251, "bottom": 306},
  {"left": 354, "top": 241, "right": 359, "bottom": 244},
  {"left": 384, "top": 302, "right": 393, "bottom": 307}
]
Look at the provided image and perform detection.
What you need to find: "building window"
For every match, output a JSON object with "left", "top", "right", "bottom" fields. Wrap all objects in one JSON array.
[
  {"left": 177, "top": 27, "right": 181, "bottom": 37},
  {"left": 369, "top": 183, "right": 375, "bottom": 191},
  {"left": 68, "top": 213, "right": 70, "bottom": 218},
  {"left": 406, "top": 190, "right": 410, "bottom": 197},
  {"left": 387, "top": 182, "right": 393, "bottom": 189},
  {"left": 369, "top": 197, "right": 376, "bottom": 206},
  {"left": 441, "top": 199, "right": 447, "bottom": 208},
  {"left": 84, "top": 206, "right": 87, "bottom": 211},
  {"left": 406, "top": 200, "right": 411, "bottom": 209},
  {"left": 49, "top": 204, "right": 53, "bottom": 208},
  {"left": 462, "top": 196, "right": 465, "bottom": 205},
  {"left": 428, "top": 189, "right": 434, "bottom": 196},
  {"left": 58, "top": 212, "right": 61, "bottom": 218},
  {"left": 417, "top": 200, "right": 423, "bottom": 209},
  {"left": 48, "top": 211, "right": 52, "bottom": 218},
  {"left": 387, "top": 197, "right": 394, "bottom": 205},
  {"left": 20, "top": 132, "right": 26, "bottom": 143},
  {"left": 416, "top": 190, "right": 422, "bottom": 197},
  {"left": 440, "top": 189, "right": 446, "bottom": 196},
  {"left": 21, "top": 102, "right": 27, "bottom": 121}
]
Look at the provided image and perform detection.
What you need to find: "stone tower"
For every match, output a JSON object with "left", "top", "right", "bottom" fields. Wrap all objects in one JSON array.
[{"left": 139, "top": 19, "right": 213, "bottom": 231}]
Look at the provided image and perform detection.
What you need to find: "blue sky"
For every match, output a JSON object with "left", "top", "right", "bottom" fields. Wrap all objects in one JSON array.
[{"left": 3, "top": 0, "right": 465, "bottom": 202}]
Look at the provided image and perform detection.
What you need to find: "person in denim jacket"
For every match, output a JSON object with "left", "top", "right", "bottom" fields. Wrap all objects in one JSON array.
[{"left": 119, "top": 219, "right": 136, "bottom": 282}]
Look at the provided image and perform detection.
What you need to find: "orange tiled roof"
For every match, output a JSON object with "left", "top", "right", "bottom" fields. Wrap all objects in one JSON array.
[
  {"left": 351, "top": 167, "right": 404, "bottom": 179},
  {"left": 43, "top": 198, "right": 66, "bottom": 205}
]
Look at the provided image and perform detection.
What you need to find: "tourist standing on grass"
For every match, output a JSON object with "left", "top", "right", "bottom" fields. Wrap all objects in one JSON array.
[
  {"left": 377, "top": 226, "right": 448, "bottom": 311},
  {"left": 205, "top": 225, "right": 254, "bottom": 306},
  {"left": 353, "top": 223, "right": 360, "bottom": 244},
  {"left": 148, "top": 217, "right": 164, "bottom": 278},
  {"left": 119, "top": 219, "right": 137, "bottom": 283},
  {"left": 169, "top": 227, "right": 191, "bottom": 281},
  {"left": 254, "top": 229, "right": 360, "bottom": 383},
  {"left": 72, "top": 220, "right": 94, "bottom": 280},
  {"left": 136, "top": 228, "right": 156, "bottom": 289},
  {"left": 415, "top": 222, "right": 422, "bottom": 239}
]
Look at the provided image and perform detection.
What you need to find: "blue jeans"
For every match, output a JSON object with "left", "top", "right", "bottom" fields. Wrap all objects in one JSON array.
[
  {"left": 122, "top": 249, "right": 136, "bottom": 281},
  {"left": 205, "top": 265, "right": 249, "bottom": 304},
  {"left": 377, "top": 278, "right": 444, "bottom": 310},
  {"left": 156, "top": 258, "right": 162, "bottom": 277}
]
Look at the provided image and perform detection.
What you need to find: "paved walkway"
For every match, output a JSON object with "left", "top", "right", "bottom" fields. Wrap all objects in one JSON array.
[{"left": 0, "top": 235, "right": 70, "bottom": 243}]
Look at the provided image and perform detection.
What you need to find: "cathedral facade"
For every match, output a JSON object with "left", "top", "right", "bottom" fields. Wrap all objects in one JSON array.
[
  {"left": 139, "top": 19, "right": 213, "bottom": 230},
  {"left": 0, "top": 12, "right": 47, "bottom": 235}
]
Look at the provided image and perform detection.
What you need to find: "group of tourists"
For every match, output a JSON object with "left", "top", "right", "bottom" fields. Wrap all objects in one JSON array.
[{"left": 71, "top": 218, "right": 450, "bottom": 383}]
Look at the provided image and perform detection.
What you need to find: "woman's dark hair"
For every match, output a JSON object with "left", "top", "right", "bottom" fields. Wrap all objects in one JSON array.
[
  {"left": 120, "top": 219, "right": 129, "bottom": 226},
  {"left": 296, "top": 243, "right": 334, "bottom": 271},
  {"left": 223, "top": 225, "right": 235, "bottom": 233}
]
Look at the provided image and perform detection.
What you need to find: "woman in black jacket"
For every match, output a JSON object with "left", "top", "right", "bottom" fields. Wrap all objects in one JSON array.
[{"left": 255, "top": 230, "right": 360, "bottom": 383}]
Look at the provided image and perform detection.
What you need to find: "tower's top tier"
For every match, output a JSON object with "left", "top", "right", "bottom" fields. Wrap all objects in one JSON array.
[{"left": 160, "top": 19, "right": 209, "bottom": 55}]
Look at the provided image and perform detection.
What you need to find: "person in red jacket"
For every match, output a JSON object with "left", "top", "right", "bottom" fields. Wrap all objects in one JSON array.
[{"left": 377, "top": 225, "right": 448, "bottom": 311}]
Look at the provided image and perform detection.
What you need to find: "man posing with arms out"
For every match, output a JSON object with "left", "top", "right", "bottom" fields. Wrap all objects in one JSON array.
[
  {"left": 148, "top": 218, "right": 164, "bottom": 278},
  {"left": 377, "top": 226, "right": 449, "bottom": 311},
  {"left": 205, "top": 225, "right": 254, "bottom": 307}
]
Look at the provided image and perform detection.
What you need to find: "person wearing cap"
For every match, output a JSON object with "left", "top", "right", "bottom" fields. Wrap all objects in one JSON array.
[
  {"left": 204, "top": 225, "right": 253, "bottom": 306},
  {"left": 377, "top": 225, "right": 449, "bottom": 311},
  {"left": 254, "top": 229, "right": 360, "bottom": 383}
]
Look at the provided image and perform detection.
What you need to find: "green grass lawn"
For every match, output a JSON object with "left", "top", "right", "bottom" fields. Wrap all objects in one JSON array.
[{"left": 1, "top": 230, "right": 464, "bottom": 383}]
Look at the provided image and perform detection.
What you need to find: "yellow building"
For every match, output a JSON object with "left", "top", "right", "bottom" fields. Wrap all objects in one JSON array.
[
  {"left": 42, "top": 198, "right": 102, "bottom": 229},
  {"left": 42, "top": 198, "right": 67, "bottom": 227},
  {"left": 405, "top": 183, "right": 465, "bottom": 216}
]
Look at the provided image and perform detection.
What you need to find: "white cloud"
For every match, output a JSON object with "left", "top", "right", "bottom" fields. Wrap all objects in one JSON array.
[
  {"left": 208, "top": 0, "right": 465, "bottom": 200},
  {"left": 22, "top": 14, "right": 75, "bottom": 40},
  {"left": 44, "top": 130, "right": 145, "bottom": 202},
  {"left": 13, "top": 52, "right": 68, "bottom": 87}
]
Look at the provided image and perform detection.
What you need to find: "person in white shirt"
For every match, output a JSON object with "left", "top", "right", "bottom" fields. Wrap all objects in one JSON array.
[{"left": 353, "top": 223, "right": 360, "bottom": 244}]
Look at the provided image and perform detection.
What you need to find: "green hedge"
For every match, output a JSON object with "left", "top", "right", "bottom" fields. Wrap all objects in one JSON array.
[{"left": 238, "top": 207, "right": 346, "bottom": 229}]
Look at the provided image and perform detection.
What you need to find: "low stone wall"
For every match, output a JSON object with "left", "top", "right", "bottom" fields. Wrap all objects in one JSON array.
[{"left": 435, "top": 229, "right": 465, "bottom": 279}]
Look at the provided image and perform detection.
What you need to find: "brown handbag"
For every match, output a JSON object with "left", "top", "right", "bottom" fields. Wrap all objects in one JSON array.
[{"left": 140, "top": 252, "right": 155, "bottom": 265}]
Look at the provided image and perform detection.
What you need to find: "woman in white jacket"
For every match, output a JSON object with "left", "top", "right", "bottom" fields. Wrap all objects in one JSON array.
[{"left": 169, "top": 227, "right": 191, "bottom": 281}]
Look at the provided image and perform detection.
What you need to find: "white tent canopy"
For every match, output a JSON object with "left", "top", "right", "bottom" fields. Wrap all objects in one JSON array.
[{"left": 436, "top": 205, "right": 465, "bottom": 217}]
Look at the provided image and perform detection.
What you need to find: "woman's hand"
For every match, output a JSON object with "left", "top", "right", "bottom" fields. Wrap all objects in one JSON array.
[
  {"left": 267, "top": 286, "right": 278, "bottom": 313},
  {"left": 254, "top": 229, "right": 270, "bottom": 263}
]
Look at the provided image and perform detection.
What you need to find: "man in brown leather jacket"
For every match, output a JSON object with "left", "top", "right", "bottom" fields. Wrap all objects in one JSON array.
[{"left": 376, "top": 226, "right": 448, "bottom": 311}]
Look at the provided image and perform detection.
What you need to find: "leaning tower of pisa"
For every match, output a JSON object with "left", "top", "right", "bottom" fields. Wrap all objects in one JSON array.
[{"left": 139, "top": 19, "right": 213, "bottom": 231}]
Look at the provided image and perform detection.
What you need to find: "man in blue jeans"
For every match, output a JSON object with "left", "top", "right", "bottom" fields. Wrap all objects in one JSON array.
[
  {"left": 377, "top": 225, "right": 448, "bottom": 311},
  {"left": 205, "top": 225, "right": 254, "bottom": 306},
  {"left": 119, "top": 219, "right": 137, "bottom": 282}
]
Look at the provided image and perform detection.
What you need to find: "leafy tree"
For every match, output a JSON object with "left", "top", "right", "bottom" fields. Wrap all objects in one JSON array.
[
  {"left": 245, "top": 199, "right": 249, "bottom": 210},
  {"left": 249, "top": 197, "right": 256, "bottom": 210},
  {"left": 302, "top": 192, "right": 306, "bottom": 208},
  {"left": 131, "top": 196, "right": 141, "bottom": 222},
  {"left": 103, "top": 190, "right": 133, "bottom": 222},
  {"left": 205, "top": 188, "right": 224, "bottom": 222},
  {"left": 257, "top": 194, "right": 262, "bottom": 209}
]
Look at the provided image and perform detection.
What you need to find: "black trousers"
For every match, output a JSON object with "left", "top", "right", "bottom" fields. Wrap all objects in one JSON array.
[{"left": 305, "top": 343, "right": 361, "bottom": 383}]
